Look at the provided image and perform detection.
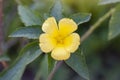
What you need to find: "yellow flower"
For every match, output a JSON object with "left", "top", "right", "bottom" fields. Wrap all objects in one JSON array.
[{"left": 39, "top": 17, "right": 80, "bottom": 60}]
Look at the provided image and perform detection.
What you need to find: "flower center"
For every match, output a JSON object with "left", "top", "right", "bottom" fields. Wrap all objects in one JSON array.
[{"left": 55, "top": 34, "right": 65, "bottom": 44}]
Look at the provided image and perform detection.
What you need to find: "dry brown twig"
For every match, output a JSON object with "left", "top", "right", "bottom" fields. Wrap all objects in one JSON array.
[{"left": 0, "top": 0, "right": 8, "bottom": 68}]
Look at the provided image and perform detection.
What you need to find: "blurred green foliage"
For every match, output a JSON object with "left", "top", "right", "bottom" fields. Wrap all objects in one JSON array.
[{"left": 1, "top": 0, "right": 120, "bottom": 80}]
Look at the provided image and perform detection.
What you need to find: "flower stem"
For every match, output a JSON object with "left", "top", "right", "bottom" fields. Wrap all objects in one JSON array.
[
  {"left": 47, "top": 8, "right": 115, "bottom": 80},
  {"left": 81, "top": 8, "right": 115, "bottom": 43},
  {"left": 48, "top": 61, "right": 63, "bottom": 80}
]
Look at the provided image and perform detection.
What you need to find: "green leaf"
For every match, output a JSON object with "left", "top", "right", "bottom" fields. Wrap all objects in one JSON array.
[
  {"left": 99, "top": 0, "right": 120, "bottom": 5},
  {"left": 34, "top": 54, "right": 44, "bottom": 80},
  {"left": 47, "top": 54, "right": 56, "bottom": 73},
  {"left": 18, "top": 5, "right": 42, "bottom": 26},
  {"left": 65, "top": 49, "right": 89, "bottom": 80},
  {"left": 50, "top": 0, "right": 63, "bottom": 21},
  {"left": 42, "top": 53, "right": 56, "bottom": 76},
  {"left": 33, "top": 0, "right": 54, "bottom": 14},
  {"left": 0, "top": 42, "right": 42, "bottom": 80},
  {"left": 40, "top": 54, "right": 48, "bottom": 80},
  {"left": 70, "top": 13, "right": 91, "bottom": 25},
  {"left": 35, "top": 54, "right": 56, "bottom": 80},
  {"left": 9, "top": 26, "right": 42, "bottom": 39},
  {"left": 0, "top": 55, "right": 10, "bottom": 62},
  {"left": 109, "top": 5, "right": 120, "bottom": 40}
]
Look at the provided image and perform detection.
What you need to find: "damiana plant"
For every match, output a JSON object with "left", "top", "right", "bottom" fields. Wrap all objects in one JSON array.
[
  {"left": 1, "top": 0, "right": 120, "bottom": 80},
  {"left": 39, "top": 17, "right": 80, "bottom": 60}
]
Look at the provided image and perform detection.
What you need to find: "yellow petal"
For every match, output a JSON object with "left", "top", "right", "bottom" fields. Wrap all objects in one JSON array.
[
  {"left": 64, "top": 33, "right": 80, "bottom": 53},
  {"left": 42, "top": 17, "right": 58, "bottom": 37},
  {"left": 39, "top": 33, "right": 57, "bottom": 53},
  {"left": 58, "top": 18, "right": 78, "bottom": 37},
  {"left": 51, "top": 44, "right": 70, "bottom": 60}
]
